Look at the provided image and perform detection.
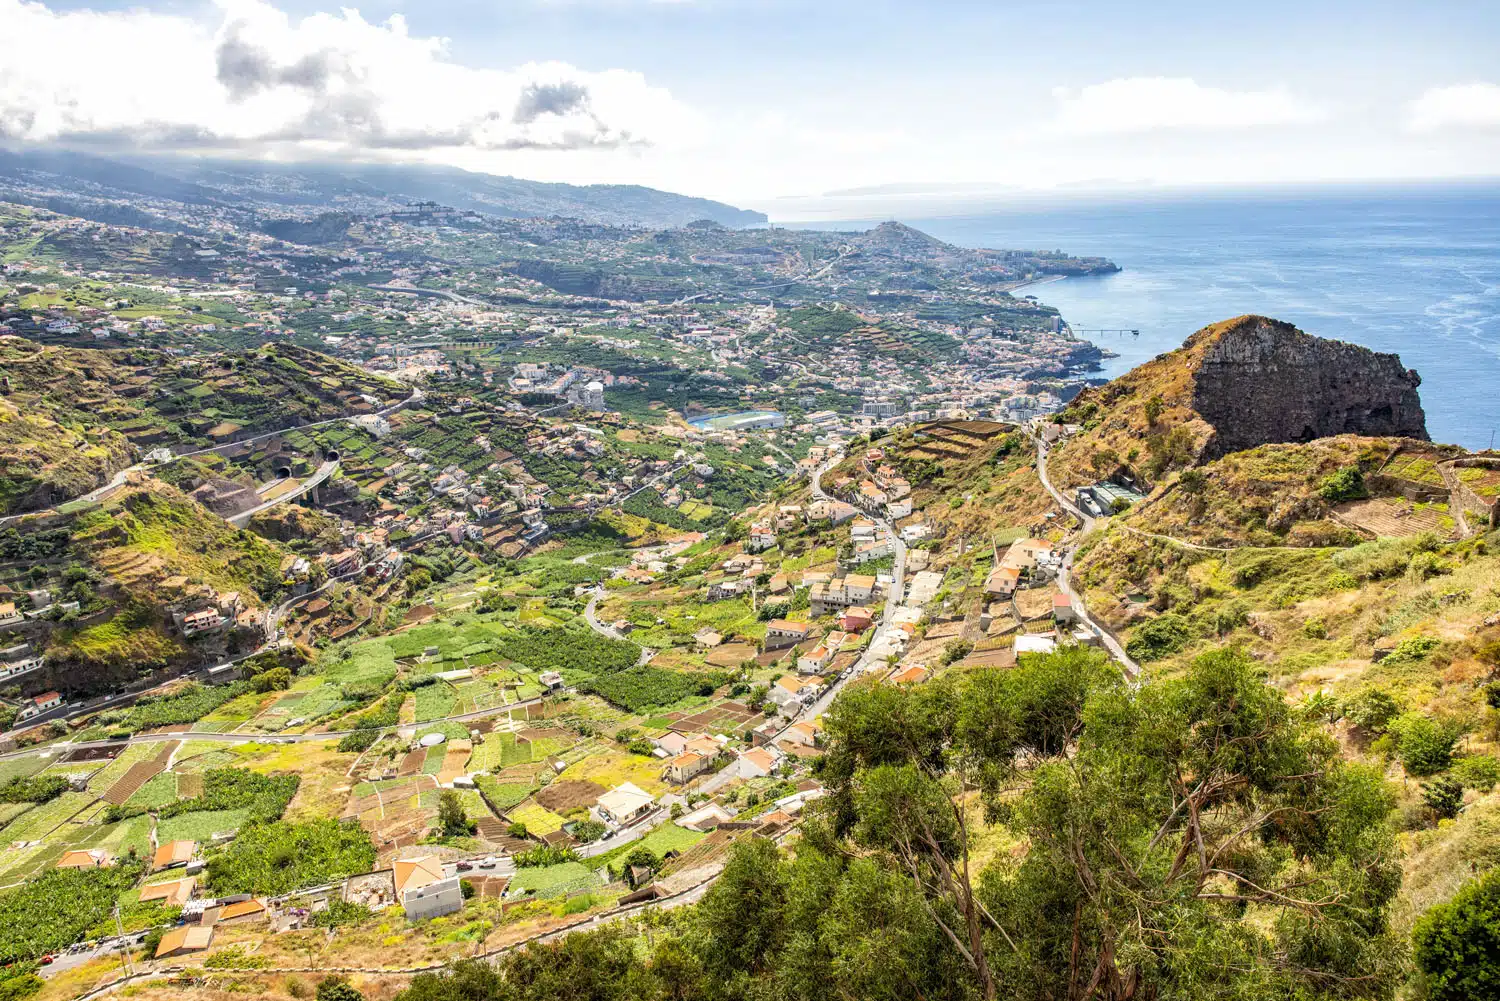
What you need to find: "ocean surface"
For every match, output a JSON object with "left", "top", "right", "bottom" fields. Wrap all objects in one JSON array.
[{"left": 812, "top": 184, "right": 1500, "bottom": 449}]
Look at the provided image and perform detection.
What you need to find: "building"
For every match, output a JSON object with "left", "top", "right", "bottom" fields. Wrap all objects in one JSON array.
[
  {"left": 538, "top": 671, "right": 565, "bottom": 691},
  {"left": 763, "top": 619, "right": 811, "bottom": 651},
  {"left": 693, "top": 628, "right": 723, "bottom": 652},
  {"left": 0, "top": 603, "right": 22, "bottom": 629},
  {"left": 181, "top": 608, "right": 224, "bottom": 636},
  {"left": 746, "top": 521, "right": 776, "bottom": 552},
  {"left": 839, "top": 607, "right": 874, "bottom": 633},
  {"left": 581, "top": 380, "right": 606, "bottom": 410},
  {"left": 797, "top": 643, "right": 834, "bottom": 675},
  {"left": 139, "top": 877, "right": 196, "bottom": 907},
  {"left": 18, "top": 691, "right": 63, "bottom": 721},
  {"left": 737, "top": 747, "right": 780, "bottom": 779},
  {"left": 56, "top": 849, "right": 112, "bottom": 869},
  {"left": 1052, "top": 593, "right": 1078, "bottom": 625},
  {"left": 153, "top": 839, "right": 197, "bottom": 871},
  {"left": 809, "top": 574, "right": 878, "bottom": 617},
  {"left": 155, "top": 926, "right": 213, "bottom": 959},
  {"left": 784, "top": 719, "right": 823, "bottom": 749},
  {"left": 394, "top": 855, "right": 463, "bottom": 921},
  {"left": 404, "top": 876, "right": 464, "bottom": 921},
  {"left": 594, "top": 782, "right": 656, "bottom": 828},
  {"left": 664, "top": 750, "right": 713, "bottom": 785},
  {"left": 1015, "top": 634, "right": 1058, "bottom": 656}
]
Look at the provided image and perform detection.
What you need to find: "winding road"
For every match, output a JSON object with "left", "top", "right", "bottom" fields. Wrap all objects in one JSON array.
[{"left": 1034, "top": 439, "right": 1141, "bottom": 679}]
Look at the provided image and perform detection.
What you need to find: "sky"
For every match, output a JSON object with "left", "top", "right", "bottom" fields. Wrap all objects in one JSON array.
[{"left": 2, "top": 0, "right": 1499, "bottom": 217}]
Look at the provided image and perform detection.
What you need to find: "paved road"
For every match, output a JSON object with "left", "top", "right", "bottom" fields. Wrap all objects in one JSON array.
[
  {"left": 0, "top": 388, "right": 422, "bottom": 528},
  {"left": 227, "top": 459, "right": 339, "bottom": 527},
  {"left": 1033, "top": 439, "right": 1140, "bottom": 679},
  {"left": 367, "top": 284, "right": 495, "bottom": 309}
]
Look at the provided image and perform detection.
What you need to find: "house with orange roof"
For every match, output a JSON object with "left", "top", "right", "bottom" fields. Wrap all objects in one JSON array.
[
  {"left": 56, "top": 849, "right": 111, "bottom": 869},
  {"left": 664, "top": 750, "right": 712, "bottom": 785},
  {"left": 737, "top": 747, "right": 780, "bottom": 779},
  {"left": 890, "top": 665, "right": 929, "bottom": 686},
  {"left": 153, "top": 839, "right": 197, "bottom": 871},
  {"left": 140, "top": 877, "right": 196, "bottom": 908},
  {"left": 155, "top": 925, "right": 213, "bottom": 959}
]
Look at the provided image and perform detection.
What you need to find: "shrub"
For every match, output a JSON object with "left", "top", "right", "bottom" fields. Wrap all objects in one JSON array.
[
  {"left": 1385, "top": 635, "right": 1442, "bottom": 665},
  {"left": 1422, "top": 775, "right": 1465, "bottom": 820},
  {"left": 205, "top": 819, "right": 376, "bottom": 896},
  {"left": 317, "top": 977, "right": 363, "bottom": 1001},
  {"left": 1342, "top": 688, "right": 1403, "bottom": 734},
  {"left": 1125, "top": 614, "right": 1194, "bottom": 662},
  {"left": 1318, "top": 466, "right": 1368, "bottom": 502},
  {"left": 572, "top": 820, "right": 606, "bottom": 843},
  {"left": 514, "top": 845, "right": 579, "bottom": 868},
  {"left": 0, "top": 775, "right": 67, "bottom": 805},
  {"left": 253, "top": 667, "right": 293, "bottom": 693},
  {"left": 1452, "top": 755, "right": 1500, "bottom": 792},
  {"left": 1412, "top": 868, "right": 1500, "bottom": 1000},
  {"left": 1388, "top": 713, "right": 1466, "bottom": 776},
  {"left": 507, "top": 822, "right": 529, "bottom": 838}
]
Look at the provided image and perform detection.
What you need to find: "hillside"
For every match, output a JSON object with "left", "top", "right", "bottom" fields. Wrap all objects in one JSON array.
[
  {"left": 0, "top": 149, "right": 768, "bottom": 230},
  {"left": 1047, "top": 314, "right": 1429, "bottom": 492},
  {"left": 0, "top": 338, "right": 404, "bottom": 461},
  {"left": 19, "top": 478, "right": 303, "bottom": 693},
  {"left": 0, "top": 400, "right": 133, "bottom": 515}
]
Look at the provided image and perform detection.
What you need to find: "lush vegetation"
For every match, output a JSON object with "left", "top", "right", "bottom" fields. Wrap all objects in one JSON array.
[
  {"left": 205, "top": 818, "right": 376, "bottom": 896},
  {"left": 396, "top": 646, "right": 1406, "bottom": 1001},
  {"left": 109, "top": 680, "right": 252, "bottom": 733},
  {"left": 109, "top": 767, "right": 297, "bottom": 824},
  {"left": 0, "top": 775, "right": 67, "bottom": 805},
  {"left": 576, "top": 665, "right": 728, "bottom": 713},
  {"left": 1413, "top": 868, "right": 1500, "bottom": 1000},
  {"left": 0, "top": 859, "right": 146, "bottom": 963}
]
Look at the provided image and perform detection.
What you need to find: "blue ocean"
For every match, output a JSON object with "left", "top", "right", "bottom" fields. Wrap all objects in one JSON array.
[{"left": 834, "top": 184, "right": 1500, "bottom": 449}]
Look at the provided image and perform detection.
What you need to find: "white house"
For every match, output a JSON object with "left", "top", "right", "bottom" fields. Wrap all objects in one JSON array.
[{"left": 594, "top": 782, "right": 656, "bottom": 828}]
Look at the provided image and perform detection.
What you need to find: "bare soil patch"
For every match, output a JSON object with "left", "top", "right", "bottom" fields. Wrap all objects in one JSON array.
[{"left": 534, "top": 779, "right": 604, "bottom": 812}]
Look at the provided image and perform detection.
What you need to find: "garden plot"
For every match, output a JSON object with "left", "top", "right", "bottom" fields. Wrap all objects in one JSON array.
[
  {"left": 101, "top": 743, "right": 176, "bottom": 805},
  {"left": 505, "top": 800, "right": 567, "bottom": 836}
]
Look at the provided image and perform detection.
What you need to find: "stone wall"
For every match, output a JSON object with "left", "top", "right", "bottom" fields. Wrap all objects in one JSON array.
[{"left": 1191, "top": 317, "right": 1428, "bottom": 458}]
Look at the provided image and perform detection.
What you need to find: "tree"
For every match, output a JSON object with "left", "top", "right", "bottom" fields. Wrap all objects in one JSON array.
[
  {"left": 1389, "top": 712, "right": 1466, "bottom": 775},
  {"left": 1423, "top": 775, "right": 1465, "bottom": 820},
  {"left": 437, "top": 791, "right": 473, "bottom": 837},
  {"left": 1413, "top": 869, "right": 1500, "bottom": 1000},
  {"left": 1143, "top": 395, "right": 1164, "bottom": 425},
  {"left": 316, "top": 977, "right": 363, "bottom": 1001},
  {"left": 253, "top": 667, "right": 292, "bottom": 692}
]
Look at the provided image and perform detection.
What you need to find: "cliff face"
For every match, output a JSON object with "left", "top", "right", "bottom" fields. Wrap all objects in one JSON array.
[{"left": 1189, "top": 316, "right": 1428, "bottom": 457}]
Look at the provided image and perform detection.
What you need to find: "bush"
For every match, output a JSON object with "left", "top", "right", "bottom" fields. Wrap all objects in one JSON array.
[
  {"left": 1125, "top": 614, "right": 1194, "bottom": 662},
  {"left": 514, "top": 845, "right": 580, "bottom": 868},
  {"left": 0, "top": 775, "right": 67, "bottom": 805},
  {"left": 1342, "top": 688, "right": 1402, "bottom": 734},
  {"left": 205, "top": 819, "right": 376, "bottom": 896},
  {"left": 1423, "top": 775, "right": 1465, "bottom": 820},
  {"left": 1413, "top": 868, "right": 1500, "bottom": 1000},
  {"left": 572, "top": 820, "right": 606, "bottom": 843},
  {"left": 507, "top": 822, "right": 529, "bottom": 838},
  {"left": 309, "top": 899, "right": 372, "bottom": 929},
  {"left": 1453, "top": 755, "right": 1500, "bottom": 792},
  {"left": 253, "top": 667, "right": 293, "bottom": 693},
  {"left": 460, "top": 879, "right": 475, "bottom": 900},
  {"left": 1388, "top": 713, "right": 1466, "bottom": 776},
  {"left": 1318, "top": 466, "right": 1368, "bottom": 502},
  {"left": 317, "top": 977, "right": 363, "bottom": 1001}
]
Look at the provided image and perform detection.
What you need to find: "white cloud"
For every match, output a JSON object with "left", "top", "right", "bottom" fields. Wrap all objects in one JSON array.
[
  {"left": 0, "top": 0, "right": 694, "bottom": 154},
  {"left": 1047, "top": 77, "right": 1325, "bottom": 135},
  {"left": 1407, "top": 83, "right": 1500, "bottom": 132}
]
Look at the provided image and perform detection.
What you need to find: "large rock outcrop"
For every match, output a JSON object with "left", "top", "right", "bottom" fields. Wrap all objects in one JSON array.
[{"left": 1189, "top": 316, "right": 1427, "bottom": 457}]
